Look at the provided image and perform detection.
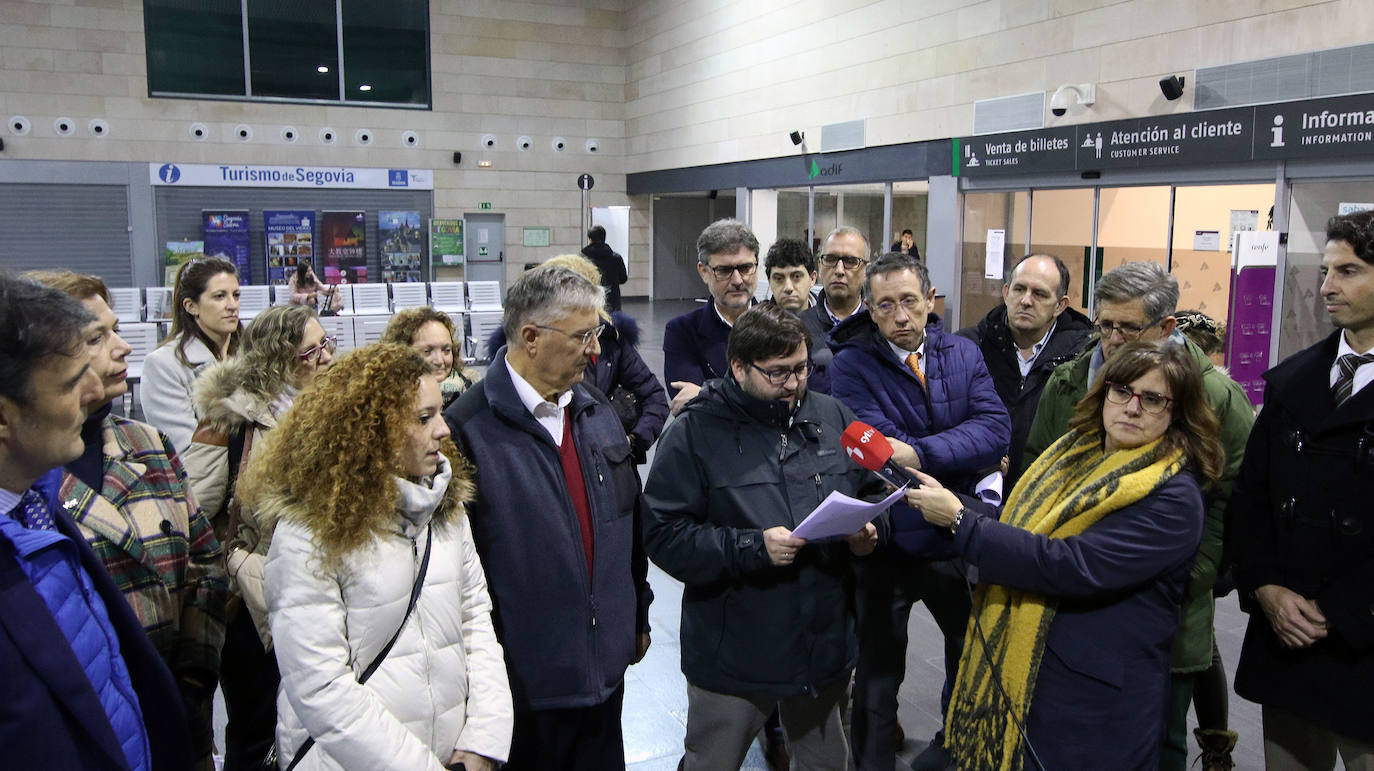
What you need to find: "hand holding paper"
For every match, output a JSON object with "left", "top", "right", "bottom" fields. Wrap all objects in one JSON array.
[{"left": 790, "top": 485, "right": 906, "bottom": 541}]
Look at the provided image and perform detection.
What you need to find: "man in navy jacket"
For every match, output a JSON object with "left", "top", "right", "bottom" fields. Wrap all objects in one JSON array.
[
  {"left": 662, "top": 218, "right": 760, "bottom": 414},
  {"left": 445, "top": 265, "right": 653, "bottom": 771},
  {"left": 0, "top": 273, "right": 190, "bottom": 771},
  {"left": 829, "top": 253, "right": 1009, "bottom": 771}
]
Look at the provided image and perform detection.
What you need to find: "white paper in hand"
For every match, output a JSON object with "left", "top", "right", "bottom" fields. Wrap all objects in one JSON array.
[{"left": 791, "top": 485, "right": 907, "bottom": 541}]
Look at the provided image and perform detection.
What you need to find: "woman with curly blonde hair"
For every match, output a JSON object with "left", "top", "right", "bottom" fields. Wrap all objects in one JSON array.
[
  {"left": 382, "top": 307, "right": 481, "bottom": 409},
  {"left": 239, "top": 343, "right": 512, "bottom": 771},
  {"left": 182, "top": 303, "right": 335, "bottom": 770}
]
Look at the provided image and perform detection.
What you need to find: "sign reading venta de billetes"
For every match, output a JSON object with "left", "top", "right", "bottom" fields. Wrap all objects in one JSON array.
[{"left": 150, "top": 163, "right": 434, "bottom": 190}]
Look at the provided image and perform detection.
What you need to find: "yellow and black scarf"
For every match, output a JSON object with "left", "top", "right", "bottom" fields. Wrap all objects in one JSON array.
[{"left": 944, "top": 428, "right": 1184, "bottom": 771}]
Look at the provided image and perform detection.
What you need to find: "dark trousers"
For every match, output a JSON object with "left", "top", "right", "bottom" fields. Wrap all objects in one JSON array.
[
  {"left": 505, "top": 684, "right": 626, "bottom": 771},
  {"left": 851, "top": 552, "right": 971, "bottom": 771},
  {"left": 219, "top": 609, "right": 280, "bottom": 771}
]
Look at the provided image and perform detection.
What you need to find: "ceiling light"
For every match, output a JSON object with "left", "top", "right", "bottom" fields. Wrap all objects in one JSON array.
[
  {"left": 477, "top": 160, "right": 493, "bottom": 168},
  {"left": 358, "top": 84, "right": 372, "bottom": 92},
  {"left": 317, "top": 65, "right": 329, "bottom": 73}
]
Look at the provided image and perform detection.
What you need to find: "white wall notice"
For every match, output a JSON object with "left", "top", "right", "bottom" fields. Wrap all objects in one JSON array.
[{"left": 985, "top": 229, "right": 1006, "bottom": 279}]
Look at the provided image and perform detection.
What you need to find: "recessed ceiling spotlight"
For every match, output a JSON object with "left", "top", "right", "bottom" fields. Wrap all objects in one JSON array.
[
  {"left": 317, "top": 65, "right": 329, "bottom": 73},
  {"left": 358, "top": 84, "right": 372, "bottom": 92}
]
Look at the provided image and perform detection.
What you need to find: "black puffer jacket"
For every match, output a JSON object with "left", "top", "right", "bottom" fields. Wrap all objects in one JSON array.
[
  {"left": 642, "top": 376, "right": 887, "bottom": 698},
  {"left": 956, "top": 304, "right": 1092, "bottom": 489}
]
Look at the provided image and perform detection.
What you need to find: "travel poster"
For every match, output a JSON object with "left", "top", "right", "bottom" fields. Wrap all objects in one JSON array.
[
  {"left": 203, "top": 210, "right": 252, "bottom": 283},
  {"left": 264, "top": 210, "right": 315, "bottom": 285},
  {"left": 321, "top": 210, "right": 367, "bottom": 283},
  {"left": 379, "top": 210, "right": 424, "bottom": 283},
  {"left": 164, "top": 240, "right": 204, "bottom": 287},
  {"left": 431, "top": 218, "right": 464, "bottom": 265}
]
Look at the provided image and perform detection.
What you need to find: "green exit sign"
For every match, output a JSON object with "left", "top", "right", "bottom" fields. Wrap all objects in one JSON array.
[{"left": 478, "top": 202, "right": 492, "bottom": 210}]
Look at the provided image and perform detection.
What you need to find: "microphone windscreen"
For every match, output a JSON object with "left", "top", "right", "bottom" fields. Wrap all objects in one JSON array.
[{"left": 840, "top": 421, "right": 894, "bottom": 471}]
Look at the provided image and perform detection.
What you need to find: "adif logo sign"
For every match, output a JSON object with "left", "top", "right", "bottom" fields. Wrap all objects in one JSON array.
[{"left": 808, "top": 159, "right": 843, "bottom": 180}]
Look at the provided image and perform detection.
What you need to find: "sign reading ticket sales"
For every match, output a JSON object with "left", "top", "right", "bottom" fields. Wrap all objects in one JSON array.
[{"left": 150, "top": 163, "right": 434, "bottom": 190}]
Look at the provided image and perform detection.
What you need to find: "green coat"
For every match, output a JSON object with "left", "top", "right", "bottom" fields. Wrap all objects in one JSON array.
[{"left": 1021, "top": 338, "right": 1253, "bottom": 671}]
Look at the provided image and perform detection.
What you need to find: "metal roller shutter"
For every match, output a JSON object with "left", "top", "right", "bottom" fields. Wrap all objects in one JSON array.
[{"left": 0, "top": 184, "right": 133, "bottom": 286}]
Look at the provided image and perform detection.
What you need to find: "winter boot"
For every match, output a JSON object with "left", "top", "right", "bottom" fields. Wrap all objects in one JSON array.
[{"left": 1193, "top": 727, "right": 1238, "bottom": 771}]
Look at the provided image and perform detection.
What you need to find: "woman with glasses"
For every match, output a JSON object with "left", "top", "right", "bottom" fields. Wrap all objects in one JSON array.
[
  {"left": 485, "top": 254, "right": 669, "bottom": 463},
  {"left": 239, "top": 344, "right": 512, "bottom": 770},
  {"left": 903, "top": 341, "right": 1221, "bottom": 771},
  {"left": 141, "top": 256, "right": 243, "bottom": 454},
  {"left": 382, "top": 307, "right": 482, "bottom": 410},
  {"left": 182, "top": 304, "right": 334, "bottom": 770}
]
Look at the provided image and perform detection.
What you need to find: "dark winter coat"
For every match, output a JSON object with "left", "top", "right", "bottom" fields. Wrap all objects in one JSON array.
[
  {"left": 642, "top": 376, "right": 887, "bottom": 698},
  {"left": 954, "top": 472, "right": 1204, "bottom": 770},
  {"left": 582, "top": 242, "right": 627, "bottom": 312},
  {"left": 487, "top": 312, "right": 669, "bottom": 462},
  {"left": 956, "top": 304, "right": 1093, "bottom": 489},
  {"left": 829, "top": 311, "right": 1010, "bottom": 558},
  {"left": 1232, "top": 331, "right": 1374, "bottom": 743},
  {"left": 663, "top": 299, "right": 733, "bottom": 399},
  {"left": 445, "top": 351, "right": 654, "bottom": 711}
]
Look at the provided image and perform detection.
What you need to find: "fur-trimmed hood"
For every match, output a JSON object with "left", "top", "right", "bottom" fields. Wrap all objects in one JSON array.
[
  {"left": 244, "top": 448, "right": 477, "bottom": 554},
  {"left": 191, "top": 358, "right": 280, "bottom": 434}
]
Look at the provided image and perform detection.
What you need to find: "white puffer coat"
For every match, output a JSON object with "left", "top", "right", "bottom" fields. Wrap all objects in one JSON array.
[{"left": 265, "top": 457, "right": 512, "bottom": 770}]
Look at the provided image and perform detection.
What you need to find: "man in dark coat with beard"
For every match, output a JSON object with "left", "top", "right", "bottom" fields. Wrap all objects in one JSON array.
[{"left": 582, "top": 225, "right": 628, "bottom": 312}]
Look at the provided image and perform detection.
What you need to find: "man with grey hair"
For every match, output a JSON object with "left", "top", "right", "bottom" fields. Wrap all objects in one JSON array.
[
  {"left": 1022, "top": 259, "right": 1254, "bottom": 771},
  {"left": 445, "top": 265, "right": 654, "bottom": 771},
  {"left": 799, "top": 226, "right": 871, "bottom": 341},
  {"left": 663, "top": 218, "right": 761, "bottom": 414}
]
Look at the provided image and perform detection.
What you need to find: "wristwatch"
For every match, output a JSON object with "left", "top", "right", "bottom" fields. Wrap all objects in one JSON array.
[{"left": 950, "top": 507, "right": 967, "bottom": 534}]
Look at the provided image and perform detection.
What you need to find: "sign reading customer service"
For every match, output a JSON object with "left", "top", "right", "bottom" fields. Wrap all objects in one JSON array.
[
  {"left": 149, "top": 163, "right": 434, "bottom": 190},
  {"left": 956, "top": 92, "right": 1374, "bottom": 177}
]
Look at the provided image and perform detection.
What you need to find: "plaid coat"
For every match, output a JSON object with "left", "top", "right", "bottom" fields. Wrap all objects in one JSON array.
[{"left": 60, "top": 414, "right": 228, "bottom": 770}]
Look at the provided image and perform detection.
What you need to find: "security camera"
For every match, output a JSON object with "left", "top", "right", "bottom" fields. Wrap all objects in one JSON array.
[
  {"left": 517, "top": 135, "right": 531, "bottom": 150},
  {"left": 1159, "top": 75, "right": 1186, "bottom": 101},
  {"left": 585, "top": 138, "right": 599, "bottom": 153},
  {"left": 481, "top": 134, "right": 497, "bottom": 149},
  {"left": 789, "top": 130, "right": 804, "bottom": 146},
  {"left": 1049, "top": 84, "right": 1095, "bottom": 117}
]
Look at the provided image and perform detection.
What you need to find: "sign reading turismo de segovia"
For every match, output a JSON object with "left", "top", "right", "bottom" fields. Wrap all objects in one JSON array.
[
  {"left": 149, "top": 163, "right": 435, "bottom": 190},
  {"left": 956, "top": 92, "right": 1374, "bottom": 177}
]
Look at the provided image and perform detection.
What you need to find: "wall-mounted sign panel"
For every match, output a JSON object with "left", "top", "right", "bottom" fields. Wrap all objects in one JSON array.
[
  {"left": 957, "top": 92, "right": 1374, "bottom": 177},
  {"left": 150, "top": 163, "right": 434, "bottom": 190}
]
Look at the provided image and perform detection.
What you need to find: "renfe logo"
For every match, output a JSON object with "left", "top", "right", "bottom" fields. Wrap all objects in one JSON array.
[
  {"left": 808, "top": 159, "right": 843, "bottom": 180},
  {"left": 158, "top": 163, "right": 181, "bottom": 183}
]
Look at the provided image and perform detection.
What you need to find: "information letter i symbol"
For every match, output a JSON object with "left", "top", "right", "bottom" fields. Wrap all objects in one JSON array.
[{"left": 1270, "top": 115, "right": 1285, "bottom": 148}]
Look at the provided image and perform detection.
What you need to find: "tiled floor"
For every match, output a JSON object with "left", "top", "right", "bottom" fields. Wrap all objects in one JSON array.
[{"left": 216, "top": 297, "right": 1267, "bottom": 771}]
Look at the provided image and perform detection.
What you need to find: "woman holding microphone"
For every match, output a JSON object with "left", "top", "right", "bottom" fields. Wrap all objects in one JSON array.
[{"left": 905, "top": 341, "right": 1222, "bottom": 771}]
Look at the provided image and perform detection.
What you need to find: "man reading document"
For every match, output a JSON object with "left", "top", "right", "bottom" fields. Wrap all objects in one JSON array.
[{"left": 643, "top": 303, "right": 888, "bottom": 769}]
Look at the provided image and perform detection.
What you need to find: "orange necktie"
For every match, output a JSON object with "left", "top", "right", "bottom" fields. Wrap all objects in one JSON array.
[{"left": 905, "top": 352, "right": 926, "bottom": 389}]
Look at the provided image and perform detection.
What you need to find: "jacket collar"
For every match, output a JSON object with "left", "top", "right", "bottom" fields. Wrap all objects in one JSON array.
[
  {"left": 485, "top": 346, "right": 598, "bottom": 444},
  {"left": 59, "top": 416, "right": 155, "bottom": 568},
  {"left": 1266, "top": 330, "right": 1374, "bottom": 431},
  {"left": 395, "top": 456, "right": 452, "bottom": 536}
]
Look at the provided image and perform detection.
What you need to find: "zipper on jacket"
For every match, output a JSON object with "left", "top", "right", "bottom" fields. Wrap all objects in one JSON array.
[{"left": 409, "top": 532, "right": 439, "bottom": 746}]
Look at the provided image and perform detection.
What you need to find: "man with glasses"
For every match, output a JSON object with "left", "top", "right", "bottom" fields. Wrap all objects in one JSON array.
[
  {"left": 1230, "top": 209, "right": 1374, "bottom": 771},
  {"left": 445, "top": 265, "right": 654, "bottom": 771},
  {"left": 664, "top": 218, "right": 761, "bottom": 414},
  {"left": 644, "top": 303, "right": 885, "bottom": 770},
  {"left": 1022, "top": 260, "right": 1253, "bottom": 770},
  {"left": 956, "top": 254, "right": 1093, "bottom": 491},
  {"left": 800, "top": 227, "right": 872, "bottom": 339},
  {"left": 829, "top": 252, "right": 1009, "bottom": 771}
]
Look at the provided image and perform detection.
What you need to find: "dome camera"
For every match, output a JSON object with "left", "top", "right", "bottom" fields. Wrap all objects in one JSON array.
[
  {"left": 234, "top": 124, "right": 253, "bottom": 141},
  {"left": 481, "top": 134, "right": 497, "bottom": 149},
  {"left": 89, "top": 118, "right": 109, "bottom": 137},
  {"left": 9, "top": 116, "right": 31, "bottom": 135},
  {"left": 54, "top": 117, "right": 75, "bottom": 136},
  {"left": 320, "top": 127, "right": 337, "bottom": 144},
  {"left": 189, "top": 122, "right": 208, "bottom": 140},
  {"left": 517, "top": 135, "right": 532, "bottom": 150},
  {"left": 552, "top": 136, "right": 567, "bottom": 152},
  {"left": 585, "top": 138, "right": 599, "bottom": 153},
  {"left": 355, "top": 128, "right": 372, "bottom": 145},
  {"left": 402, "top": 130, "right": 419, "bottom": 147},
  {"left": 281, "top": 126, "right": 298, "bottom": 143},
  {"left": 1049, "top": 84, "right": 1095, "bottom": 117}
]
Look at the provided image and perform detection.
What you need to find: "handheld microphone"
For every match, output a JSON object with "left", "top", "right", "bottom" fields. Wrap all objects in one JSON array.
[{"left": 840, "top": 421, "right": 920, "bottom": 489}]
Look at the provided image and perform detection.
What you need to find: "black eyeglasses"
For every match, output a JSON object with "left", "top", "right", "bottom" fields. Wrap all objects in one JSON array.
[
  {"left": 706, "top": 262, "right": 758, "bottom": 280},
  {"left": 535, "top": 323, "right": 605, "bottom": 346},
  {"left": 819, "top": 254, "right": 868, "bottom": 270},
  {"left": 1105, "top": 381, "right": 1173, "bottom": 414},
  {"left": 1094, "top": 319, "right": 1159, "bottom": 339},
  {"left": 297, "top": 335, "right": 337, "bottom": 362},
  {"left": 749, "top": 361, "right": 811, "bottom": 386}
]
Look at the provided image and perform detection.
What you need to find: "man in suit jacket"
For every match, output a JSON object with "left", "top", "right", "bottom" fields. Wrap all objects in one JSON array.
[{"left": 0, "top": 273, "right": 190, "bottom": 771}]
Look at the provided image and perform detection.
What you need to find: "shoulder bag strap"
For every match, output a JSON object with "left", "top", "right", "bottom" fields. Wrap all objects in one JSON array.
[
  {"left": 284, "top": 524, "right": 433, "bottom": 770},
  {"left": 223, "top": 426, "right": 254, "bottom": 544}
]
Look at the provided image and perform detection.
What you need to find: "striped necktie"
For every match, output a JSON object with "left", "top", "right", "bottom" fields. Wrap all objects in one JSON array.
[
  {"left": 905, "top": 352, "right": 927, "bottom": 389},
  {"left": 1333, "top": 352, "right": 1374, "bottom": 405}
]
